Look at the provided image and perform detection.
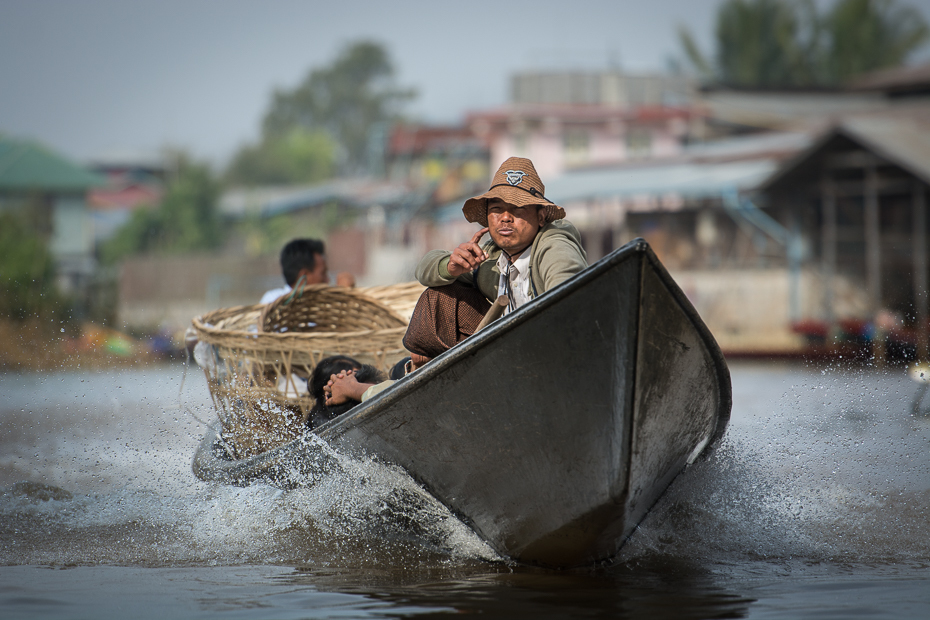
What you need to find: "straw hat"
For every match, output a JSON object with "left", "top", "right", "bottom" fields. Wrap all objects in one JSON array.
[{"left": 462, "top": 157, "right": 566, "bottom": 227}]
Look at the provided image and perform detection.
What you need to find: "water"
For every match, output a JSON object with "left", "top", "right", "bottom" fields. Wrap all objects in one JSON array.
[{"left": 1, "top": 360, "right": 928, "bottom": 618}]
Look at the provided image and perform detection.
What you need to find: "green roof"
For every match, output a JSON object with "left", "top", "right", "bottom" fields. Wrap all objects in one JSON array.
[{"left": 0, "top": 137, "right": 105, "bottom": 192}]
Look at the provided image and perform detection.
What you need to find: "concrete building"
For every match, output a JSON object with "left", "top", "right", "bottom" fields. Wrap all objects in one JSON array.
[
  {"left": 468, "top": 104, "right": 696, "bottom": 179},
  {"left": 87, "top": 151, "right": 167, "bottom": 244},
  {"left": 510, "top": 70, "right": 694, "bottom": 108},
  {"left": 0, "top": 137, "right": 104, "bottom": 296},
  {"left": 760, "top": 113, "right": 930, "bottom": 359},
  {"left": 523, "top": 131, "right": 818, "bottom": 354},
  {"left": 525, "top": 112, "right": 930, "bottom": 358},
  {"left": 467, "top": 70, "right": 700, "bottom": 179},
  {"left": 385, "top": 124, "right": 489, "bottom": 203}
]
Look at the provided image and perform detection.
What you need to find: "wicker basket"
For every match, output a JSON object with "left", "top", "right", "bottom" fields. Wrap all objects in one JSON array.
[
  {"left": 192, "top": 282, "right": 423, "bottom": 458},
  {"left": 359, "top": 281, "right": 425, "bottom": 322}
]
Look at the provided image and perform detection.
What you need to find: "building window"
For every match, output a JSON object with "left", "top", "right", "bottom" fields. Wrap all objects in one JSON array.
[
  {"left": 515, "top": 133, "right": 527, "bottom": 156},
  {"left": 564, "top": 129, "right": 589, "bottom": 167},
  {"left": 626, "top": 128, "right": 652, "bottom": 159}
]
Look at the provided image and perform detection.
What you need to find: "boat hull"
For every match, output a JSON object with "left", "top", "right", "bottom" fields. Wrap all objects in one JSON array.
[{"left": 193, "top": 239, "right": 731, "bottom": 567}]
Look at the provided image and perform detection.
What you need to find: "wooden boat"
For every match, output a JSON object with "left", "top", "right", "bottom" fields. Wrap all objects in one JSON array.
[{"left": 193, "top": 239, "right": 731, "bottom": 567}]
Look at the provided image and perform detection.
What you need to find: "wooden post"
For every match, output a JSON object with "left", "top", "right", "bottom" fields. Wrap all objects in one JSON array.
[
  {"left": 914, "top": 181, "right": 929, "bottom": 361},
  {"left": 821, "top": 175, "right": 837, "bottom": 343},
  {"left": 787, "top": 212, "right": 801, "bottom": 322},
  {"left": 865, "top": 166, "right": 883, "bottom": 365}
]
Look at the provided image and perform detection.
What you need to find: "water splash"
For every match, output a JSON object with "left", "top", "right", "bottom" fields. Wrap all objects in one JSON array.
[
  {"left": 618, "top": 362, "right": 930, "bottom": 567},
  {"left": 1, "top": 362, "right": 928, "bottom": 570}
]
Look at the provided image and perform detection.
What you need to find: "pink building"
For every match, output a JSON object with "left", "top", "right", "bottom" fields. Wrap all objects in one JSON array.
[{"left": 467, "top": 104, "right": 696, "bottom": 179}]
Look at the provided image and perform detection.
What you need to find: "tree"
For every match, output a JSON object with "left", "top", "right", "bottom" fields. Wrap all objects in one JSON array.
[
  {"left": 720, "top": 0, "right": 819, "bottom": 87},
  {"left": 681, "top": 0, "right": 818, "bottom": 87},
  {"left": 0, "top": 210, "right": 64, "bottom": 320},
  {"left": 102, "top": 154, "right": 223, "bottom": 263},
  {"left": 823, "top": 0, "right": 930, "bottom": 84},
  {"left": 232, "top": 40, "right": 414, "bottom": 180},
  {"left": 680, "top": 0, "right": 928, "bottom": 88},
  {"left": 225, "top": 127, "right": 336, "bottom": 187}
]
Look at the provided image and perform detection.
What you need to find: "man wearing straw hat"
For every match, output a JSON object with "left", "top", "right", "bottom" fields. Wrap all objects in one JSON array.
[
  {"left": 323, "top": 157, "right": 587, "bottom": 406},
  {"left": 323, "top": 156, "right": 587, "bottom": 406},
  {"left": 405, "top": 156, "right": 587, "bottom": 363}
]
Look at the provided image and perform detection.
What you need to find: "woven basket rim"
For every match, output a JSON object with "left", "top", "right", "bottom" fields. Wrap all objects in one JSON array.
[
  {"left": 192, "top": 316, "right": 407, "bottom": 343},
  {"left": 192, "top": 297, "right": 409, "bottom": 351},
  {"left": 259, "top": 284, "right": 407, "bottom": 329}
]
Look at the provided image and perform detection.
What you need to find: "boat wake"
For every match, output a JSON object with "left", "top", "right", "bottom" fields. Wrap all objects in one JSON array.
[
  {"left": 188, "top": 444, "right": 501, "bottom": 566},
  {"left": 0, "top": 446, "right": 499, "bottom": 567},
  {"left": 619, "top": 363, "right": 930, "bottom": 570},
  {"left": 0, "top": 367, "right": 497, "bottom": 568},
  {"left": 1, "top": 363, "right": 928, "bottom": 570}
]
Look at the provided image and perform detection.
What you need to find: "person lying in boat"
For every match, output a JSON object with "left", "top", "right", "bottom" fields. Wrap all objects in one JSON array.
[
  {"left": 406, "top": 156, "right": 587, "bottom": 363},
  {"left": 321, "top": 350, "right": 426, "bottom": 408},
  {"left": 260, "top": 238, "right": 355, "bottom": 305},
  {"left": 307, "top": 355, "right": 385, "bottom": 427},
  {"left": 322, "top": 366, "right": 396, "bottom": 408}
]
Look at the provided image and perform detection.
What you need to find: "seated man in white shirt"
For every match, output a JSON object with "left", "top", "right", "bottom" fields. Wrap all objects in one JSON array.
[{"left": 260, "top": 238, "right": 330, "bottom": 304}]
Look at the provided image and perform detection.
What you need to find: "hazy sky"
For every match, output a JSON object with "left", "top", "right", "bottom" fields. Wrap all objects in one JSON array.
[{"left": 2, "top": 0, "right": 928, "bottom": 166}]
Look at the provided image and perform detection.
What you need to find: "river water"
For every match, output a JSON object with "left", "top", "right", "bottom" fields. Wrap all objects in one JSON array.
[{"left": 1, "top": 360, "right": 928, "bottom": 619}]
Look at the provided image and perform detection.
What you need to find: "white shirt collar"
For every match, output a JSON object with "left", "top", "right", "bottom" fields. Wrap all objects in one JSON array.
[
  {"left": 496, "top": 250, "right": 533, "bottom": 314},
  {"left": 497, "top": 250, "right": 531, "bottom": 275}
]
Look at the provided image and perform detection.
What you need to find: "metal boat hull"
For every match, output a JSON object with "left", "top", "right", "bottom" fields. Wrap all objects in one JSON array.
[{"left": 193, "top": 239, "right": 731, "bottom": 567}]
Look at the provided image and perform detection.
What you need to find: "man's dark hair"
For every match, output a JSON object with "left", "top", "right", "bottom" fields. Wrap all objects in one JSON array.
[
  {"left": 280, "top": 238, "right": 325, "bottom": 286},
  {"left": 306, "top": 355, "right": 386, "bottom": 428}
]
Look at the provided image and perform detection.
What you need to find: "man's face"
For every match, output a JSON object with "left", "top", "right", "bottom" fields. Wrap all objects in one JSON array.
[
  {"left": 300, "top": 253, "right": 328, "bottom": 285},
  {"left": 487, "top": 198, "right": 544, "bottom": 255}
]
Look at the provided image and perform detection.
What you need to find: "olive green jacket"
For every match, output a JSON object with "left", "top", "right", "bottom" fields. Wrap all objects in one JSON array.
[{"left": 414, "top": 220, "right": 588, "bottom": 301}]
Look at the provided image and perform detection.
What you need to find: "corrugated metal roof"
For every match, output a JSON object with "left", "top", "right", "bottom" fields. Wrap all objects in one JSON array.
[
  {"left": 0, "top": 137, "right": 104, "bottom": 191},
  {"left": 759, "top": 114, "right": 930, "bottom": 191},
  {"left": 435, "top": 158, "right": 776, "bottom": 222},
  {"left": 546, "top": 159, "right": 777, "bottom": 203},
  {"left": 840, "top": 116, "right": 930, "bottom": 185},
  {"left": 850, "top": 62, "right": 930, "bottom": 92},
  {"left": 220, "top": 179, "right": 414, "bottom": 218},
  {"left": 467, "top": 103, "right": 693, "bottom": 124},
  {"left": 683, "top": 131, "right": 811, "bottom": 161},
  {"left": 698, "top": 89, "right": 887, "bottom": 130}
]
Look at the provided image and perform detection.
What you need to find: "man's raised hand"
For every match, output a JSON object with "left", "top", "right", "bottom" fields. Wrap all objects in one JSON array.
[{"left": 447, "top": 227, "right": 489, "bottom": 277}]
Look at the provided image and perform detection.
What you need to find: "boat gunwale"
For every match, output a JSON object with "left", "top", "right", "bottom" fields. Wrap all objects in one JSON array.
[
  {"left": 638, "top": 242, "right": 732, "bottom": 451},
  {"left": 317, "top": 238, "right": 731, "bottom": 450}
]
